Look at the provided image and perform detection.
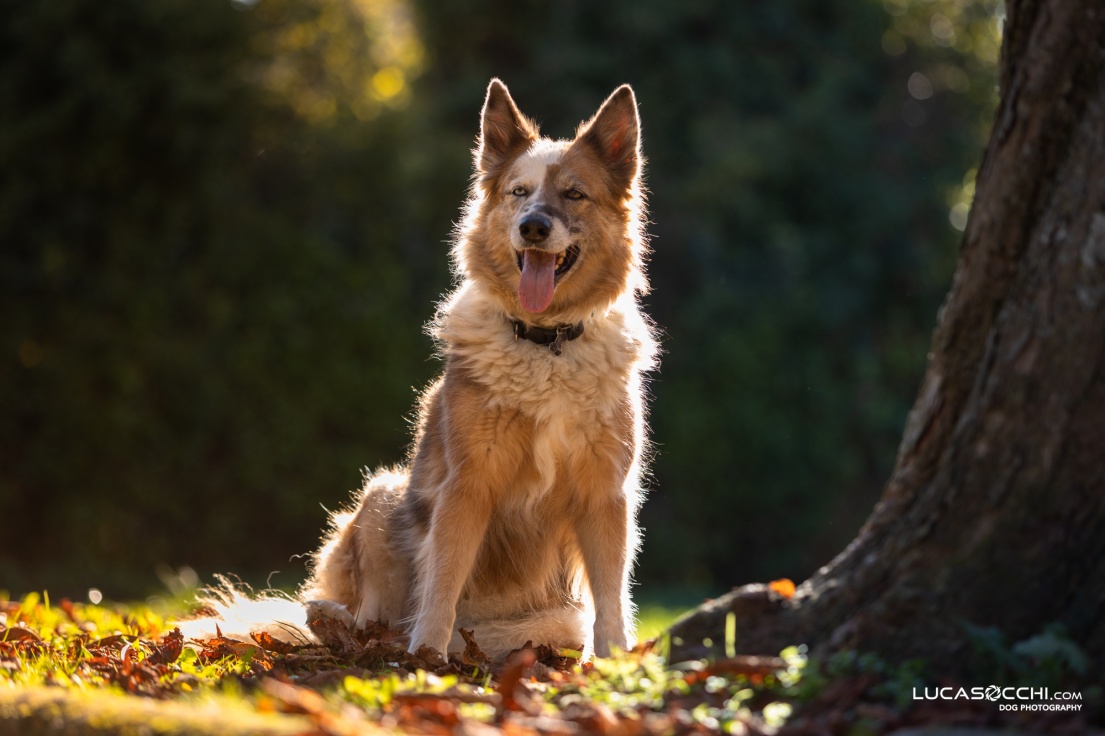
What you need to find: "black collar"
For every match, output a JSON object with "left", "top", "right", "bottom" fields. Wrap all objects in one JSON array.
[{"left": 511, "top": 319, "right": 585, "bottom": 356}]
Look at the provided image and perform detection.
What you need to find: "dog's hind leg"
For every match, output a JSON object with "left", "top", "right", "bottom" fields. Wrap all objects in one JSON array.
[{"left": 302, "top": 468, "right": 412, "bottom": 630}]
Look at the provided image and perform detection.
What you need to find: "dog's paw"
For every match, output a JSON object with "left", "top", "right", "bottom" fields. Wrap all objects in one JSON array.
[
  {"left": 406, "top": 621, "right": 452, "bottom": 657},
  {"left": 304, "top": 599, "right": 356, "bottom": 630},
  {"left": 592, "top": 632, "right": 631, "bottom": 659}
]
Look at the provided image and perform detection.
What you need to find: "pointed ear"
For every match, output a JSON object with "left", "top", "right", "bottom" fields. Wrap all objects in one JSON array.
[
  {"left": 477, "top": 79, "right": 539, "bottom": 177},
  {"left": 575, "top": 85, "right": 640, "bottom": 187}
]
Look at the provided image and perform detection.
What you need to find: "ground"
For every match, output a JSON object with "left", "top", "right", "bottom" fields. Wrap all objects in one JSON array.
[{"left": 0, "top": 590, "right": 1099, "bottom": 735}]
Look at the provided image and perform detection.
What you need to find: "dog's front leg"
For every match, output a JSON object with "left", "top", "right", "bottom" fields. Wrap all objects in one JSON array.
[
  {"left": 406, "top": 484, "right": 491, "bottom": 655},
  {"left": 576, "top": 490, "right": 636, "bottom": 658}
]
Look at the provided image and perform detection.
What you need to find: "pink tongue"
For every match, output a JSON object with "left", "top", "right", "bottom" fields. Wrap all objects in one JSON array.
[{"left": 518, "top": 249, "right": 557, "bottom": 313}]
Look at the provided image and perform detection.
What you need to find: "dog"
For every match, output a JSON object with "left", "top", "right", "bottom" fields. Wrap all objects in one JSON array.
[{"left": 189, "top": 80, "right": 656, "bottom": 660}]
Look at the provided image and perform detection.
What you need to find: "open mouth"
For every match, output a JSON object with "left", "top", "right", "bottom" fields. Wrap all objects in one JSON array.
[
  {"left": 515, "top": 244, "right": 580, "bottom": 281},
  {"left": 516, "top": 244, "right": 581, "bottom": 313}
]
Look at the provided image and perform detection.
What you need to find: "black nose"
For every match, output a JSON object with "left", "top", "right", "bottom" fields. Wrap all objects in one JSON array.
[{"left": 519, "top": 215, "right": 551, "bottom": 243}]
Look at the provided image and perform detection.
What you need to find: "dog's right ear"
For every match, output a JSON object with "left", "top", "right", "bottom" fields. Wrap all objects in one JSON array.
[{"left": 477, "top": 79, "right": 539, "bottom": 178}]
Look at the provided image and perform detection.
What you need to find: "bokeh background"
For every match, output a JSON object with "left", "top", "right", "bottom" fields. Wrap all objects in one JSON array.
[{"left": 2, "top": 0, "right": 1002, "bottom": 602}]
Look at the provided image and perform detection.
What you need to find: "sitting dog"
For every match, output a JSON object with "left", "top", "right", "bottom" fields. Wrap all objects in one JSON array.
[{"left": 192, "top": 80, "right": 656, "bottom": 660}]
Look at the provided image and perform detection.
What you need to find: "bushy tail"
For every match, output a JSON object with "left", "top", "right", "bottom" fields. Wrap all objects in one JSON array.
[
  {"left": 173, "top": 577, "right": 316, "bottom": 645},
  {"left": 457, "top": 604, "right": 592, "bottom": 660}
]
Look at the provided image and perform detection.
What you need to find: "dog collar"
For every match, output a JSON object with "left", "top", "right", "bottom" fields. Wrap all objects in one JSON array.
[{"left": 511, "top": 319, "right": 585, "bottom": 356}]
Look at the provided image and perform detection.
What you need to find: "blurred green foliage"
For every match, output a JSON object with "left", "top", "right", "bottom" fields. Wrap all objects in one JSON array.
[{"left": 0, "top": 0, "right": 1000, "bottom": 597}]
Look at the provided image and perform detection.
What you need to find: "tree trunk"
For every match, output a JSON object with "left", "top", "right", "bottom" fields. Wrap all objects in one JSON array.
[{"left": 669, "top": 0, "right": 1105, "bottom": 671}]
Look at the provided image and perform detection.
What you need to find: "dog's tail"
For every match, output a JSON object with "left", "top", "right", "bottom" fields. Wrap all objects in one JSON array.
[
  {"left": 456, "top": 604, "right": 592, "bottom": 661},
  {"left": 173, "top": 577, "right": 317, "bottom": 645}
]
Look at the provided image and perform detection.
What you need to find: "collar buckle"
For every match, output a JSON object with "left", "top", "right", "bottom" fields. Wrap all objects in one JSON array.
[{"left": 550, "top": 325, "right": 569, "bottom": 356}]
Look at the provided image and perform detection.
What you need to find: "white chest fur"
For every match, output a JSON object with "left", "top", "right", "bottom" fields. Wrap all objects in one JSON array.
[
  {"left": 437, "top": 284, "right": 644, "bottom": 412},
  {"left": 434, "top": 283, "right": 650, "bottom": 499}
]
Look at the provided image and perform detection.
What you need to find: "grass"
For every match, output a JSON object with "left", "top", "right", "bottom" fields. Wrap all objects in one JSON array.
[
  {"left": 6, "top": 588, "right": 1092, "bottom": 734},
  {"left": 0, "top": 589, "right": 808, "bottom": 734},
  {"left": 637, "top": 602, "right": 693, "bottom": 642}
]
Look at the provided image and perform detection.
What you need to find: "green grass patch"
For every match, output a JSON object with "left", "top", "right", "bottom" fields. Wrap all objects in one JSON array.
[
  {"left": 637, "top": 602, "right": 693, "bottom": 642},
  {"left": 0, "top": 589, "right": 813, "bottom": 734},
  {"left": 9, "top": 588, "right": 1090, "bottom": 734}
]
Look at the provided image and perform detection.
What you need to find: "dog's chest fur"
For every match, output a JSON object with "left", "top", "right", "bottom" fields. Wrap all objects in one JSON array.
[{"left": 436, "top": 283, "right": 645, "bottom": 499}]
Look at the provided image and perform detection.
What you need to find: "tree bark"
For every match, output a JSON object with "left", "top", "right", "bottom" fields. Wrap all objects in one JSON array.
[{"left": 669, "top": 0, "right": 1105, "bottom": 671}]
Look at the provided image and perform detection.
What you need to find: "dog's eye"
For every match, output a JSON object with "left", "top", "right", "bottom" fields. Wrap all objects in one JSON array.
[
  {"left": 511, "top": 186, "right": 527, "bottom": 197},
  {"left": 565, "top": 189, "right": 585, "bottom": 200}
]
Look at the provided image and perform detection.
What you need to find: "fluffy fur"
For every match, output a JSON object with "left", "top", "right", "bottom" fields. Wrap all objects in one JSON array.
[{"left": 193, "top": 80, "right": 657, "bottom": 660}]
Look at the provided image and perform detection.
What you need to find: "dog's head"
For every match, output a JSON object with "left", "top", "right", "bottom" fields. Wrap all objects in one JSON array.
[{"left": 457, "top": 80, "right": 647, "bottom": 323}]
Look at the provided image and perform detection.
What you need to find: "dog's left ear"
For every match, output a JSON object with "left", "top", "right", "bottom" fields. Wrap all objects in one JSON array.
[{"left": 575, "top": 85, "right": 640, "bottom": 187}]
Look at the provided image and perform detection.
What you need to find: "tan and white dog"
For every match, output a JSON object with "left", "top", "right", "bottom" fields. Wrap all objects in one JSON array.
[{"left": 193, "top": 80, "right": 656, "bottom": 660}]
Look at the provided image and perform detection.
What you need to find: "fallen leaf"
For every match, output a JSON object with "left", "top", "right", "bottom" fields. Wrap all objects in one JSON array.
[
  {"left": 1, "top": 626, "right": 42, "bottom": 644},
  {"left": 309, "top": 613, "right": 358, "bottom": 655},
  {"left": 392, "top": 694, "right": 460, "bottom": 726},
  {"left": 198, "top": 635, "right": 272, "bottom": 671},
  {"left": 251, "top": 630, "right": 297, "bottom": 655},
  {"left": 496, "top": 647, "right": 539, "bottom": 717},
  {"left": 768, "top": 578, "right": 796, "bottom": 599},
  {"left": 59, "top": 598, "right": 77, "bottom": 622},
  {"left": 459, "top": 627, "right": 491, "bottom": 669},
  {"left": 573, "top": 701, "right": 621, "bottom": 735},
  {"left": 149, "top": 628, "right": 184, "bottom": 664},
  {"left": 259, "top": 677, "right": 329, "bottom": 716},
  {"left": 414, "top": 644, "right": 448, "bottom": 669},
  {"left": 86, "top": 634, "right": 129, "bottom": 651},
  {"left": 356, "top": 619, "right": 393, "bottom": 640}
]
